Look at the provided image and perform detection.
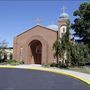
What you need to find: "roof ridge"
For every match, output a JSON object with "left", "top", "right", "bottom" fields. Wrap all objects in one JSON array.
[{"left": 16, "top": 25, "right": 57, "bottom": 37}]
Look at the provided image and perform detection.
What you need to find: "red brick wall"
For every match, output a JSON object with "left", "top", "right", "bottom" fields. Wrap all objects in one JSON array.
[{"left": 13, "top": 25, "right": 57, "bottom": 64}]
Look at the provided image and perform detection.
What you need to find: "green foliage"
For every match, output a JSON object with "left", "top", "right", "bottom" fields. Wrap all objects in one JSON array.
[
  {"left": 53, "top": 2, "right": 90, "bottom": 68},
  {"left": 0, "top": 40, "right": 8, "bottom": 63},
  {"left": 53, "top": 27, "right": 71, "bottom": 67},
  {"left": 71, "top": 2, "right": 90, "bottom": 46},
  {"left": 53, "top": 27, "right": 89, "bottom": 67},
  {"left": 0, "top": 48, "right": 7, "bottom": 63},
  {"left": 71, "top": 44, "right": 90, "bottom": 66},
  {"left": 42, "top": 64, "right": 50, "bottom": 67},
  {"left": 5, "top": 59, "right": 24, "bottom": 65},
  {"left": 6, "top": 59, "right": 17, "bottom": 64},
  {"left": 53, "top": 38, "right": 61, "bottom": 58}
]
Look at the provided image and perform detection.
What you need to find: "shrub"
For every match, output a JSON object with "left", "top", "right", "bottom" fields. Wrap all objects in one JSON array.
[{"left": 6, "top": 59, "right": 24, "bottom": 65}]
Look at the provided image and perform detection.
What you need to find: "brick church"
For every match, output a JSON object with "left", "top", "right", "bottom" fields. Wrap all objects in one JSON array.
[{"left": 13, "top": 9, "right": 70, "bottom": 64}]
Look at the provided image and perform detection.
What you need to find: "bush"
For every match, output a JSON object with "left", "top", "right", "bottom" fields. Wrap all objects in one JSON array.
[
  {"left": 50, "top": 62, "right": 68, "bottom": 68},
  {"left": 5, "top": 59, "right": 24, "bottom": 65},
  {"left": 50, "top": 63, "right": 57, "bottom": 67},
  {"left": 42, "top": 64, "right": 50, "bottom": 67}
]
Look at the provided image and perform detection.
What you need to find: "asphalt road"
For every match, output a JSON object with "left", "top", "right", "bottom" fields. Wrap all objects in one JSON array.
[{"left": 0, "top": 68, "right": 89, "bottom": 90}]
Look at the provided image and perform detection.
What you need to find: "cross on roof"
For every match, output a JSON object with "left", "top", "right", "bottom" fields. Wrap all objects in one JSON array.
[
  {"left": 35, "top": 18, "right": 41, "bottom": 25},
  {"left": 61, "top": 6, "right": 67, "bottom": 13}
]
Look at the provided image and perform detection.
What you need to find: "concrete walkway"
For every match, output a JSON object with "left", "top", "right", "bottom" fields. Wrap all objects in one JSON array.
[{"left": 0, "top": 64, "right": 90, "bottom": 85}]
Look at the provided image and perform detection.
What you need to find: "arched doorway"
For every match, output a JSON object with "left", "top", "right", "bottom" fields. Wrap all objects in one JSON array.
[{"left": 30, "top": 40, "right": 42, "bottom": 64}]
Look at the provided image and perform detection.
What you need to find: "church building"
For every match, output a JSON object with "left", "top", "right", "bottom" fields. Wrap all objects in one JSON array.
[{"left": 13, "top": 9, "right": 70, "bottom": 64}]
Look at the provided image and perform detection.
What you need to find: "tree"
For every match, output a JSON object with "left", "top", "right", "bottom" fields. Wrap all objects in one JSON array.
[
  {"left": 0, "top": 40, "right": 8, "bottom": 63},
  {"left": 53, "top": 27, "right": 71, "bottom": 67},
  {"left": 71, "top": 2, "right": 90, "bottom": 46},
  {"left": 71, "top": 43, "right": 90, "bottom": 66},
  {"left": 53, "top": 26, "right": 90, "bottom": 67},
  {"left": 60, "top": 27, "right": 71, "bottom": 66},
  {"left": 53, "top": 38, "right": 61, "bottom": 64}
]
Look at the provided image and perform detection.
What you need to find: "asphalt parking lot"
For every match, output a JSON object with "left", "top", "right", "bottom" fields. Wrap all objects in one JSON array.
[{"left": 0, "top": 68, "right": 89, "bottom": 90}]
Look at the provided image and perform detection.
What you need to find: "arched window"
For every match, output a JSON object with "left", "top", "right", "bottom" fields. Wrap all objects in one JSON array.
[{"left": 63, "top": 28, "right": 66, "bottom": 33}]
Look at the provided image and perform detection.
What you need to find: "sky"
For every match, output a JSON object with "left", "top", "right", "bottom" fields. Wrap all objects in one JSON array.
[{"left": 0, "top": 0, "right": 89, "bottom": 47}]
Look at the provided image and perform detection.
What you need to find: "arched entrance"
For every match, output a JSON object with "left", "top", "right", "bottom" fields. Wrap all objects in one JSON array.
[{"left": 30, "top": 40, "right": 42, "bottom": 64}]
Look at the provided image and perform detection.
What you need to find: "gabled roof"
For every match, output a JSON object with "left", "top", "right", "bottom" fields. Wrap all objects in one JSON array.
[{"left": 17, "top": 25, "right": 57, "bottom": 37}]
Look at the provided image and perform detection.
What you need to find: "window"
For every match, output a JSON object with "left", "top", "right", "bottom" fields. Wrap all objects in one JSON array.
[{"left": 63, "top": 28, "right": 65, "bottom": 32}]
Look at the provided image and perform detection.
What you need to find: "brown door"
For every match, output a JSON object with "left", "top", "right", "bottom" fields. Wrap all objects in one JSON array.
[{"left": 30, "top": 40, "right": 42, "bottom": 64}]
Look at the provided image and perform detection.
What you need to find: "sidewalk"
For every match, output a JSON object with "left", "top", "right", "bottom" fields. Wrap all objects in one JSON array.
[{"left": 0, "top": 64, "right": 90, "bottom": 85}]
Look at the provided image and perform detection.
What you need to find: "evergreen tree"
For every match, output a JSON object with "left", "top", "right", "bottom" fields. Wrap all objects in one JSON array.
[
  {"left": 71, "top": 43, "right": 90, "bottom": 66},
  {"left": 53, "top": 38, "right": 61, "bottom": 64},
  {"left": 53, "top": 26, "right": 89, "bottom": 67},
  {"left": 53, "top": 27, "right": 71, "bottom": 67},
  {"left": 71, "top": 2, "right": 90, "bottom": 46}
]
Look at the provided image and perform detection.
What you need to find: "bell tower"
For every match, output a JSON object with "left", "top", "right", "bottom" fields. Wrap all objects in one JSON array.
[{"left": 58, "top": 6, "right": 70, "bottom": 38}]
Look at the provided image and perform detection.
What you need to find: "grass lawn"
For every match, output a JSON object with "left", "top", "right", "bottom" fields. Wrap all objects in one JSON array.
[{"left": 68, "top": 67, "right": 90, "bottom": 74}]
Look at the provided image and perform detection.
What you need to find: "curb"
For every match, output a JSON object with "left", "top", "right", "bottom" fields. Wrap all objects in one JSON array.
[
  {"left": 0, "top": 65, "right": 90, "bottom": 85},
  {"left": 29, "top": 67, "right": 90, "bottom": 85}
]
